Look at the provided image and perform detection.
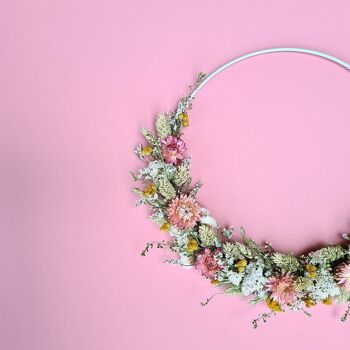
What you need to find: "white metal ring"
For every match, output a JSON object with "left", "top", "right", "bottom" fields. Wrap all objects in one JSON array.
[{"left": 190, "top": 48, "right": 350, "bottom": 100}]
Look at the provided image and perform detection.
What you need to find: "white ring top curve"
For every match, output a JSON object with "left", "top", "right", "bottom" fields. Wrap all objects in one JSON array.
[{"left": 189, "top": 48, "right": 350, "bottom": 100}]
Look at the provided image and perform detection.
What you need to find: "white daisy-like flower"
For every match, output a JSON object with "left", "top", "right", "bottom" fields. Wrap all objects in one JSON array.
[{"left": 199, "top": 211, "right": 218, "bottom": 228}]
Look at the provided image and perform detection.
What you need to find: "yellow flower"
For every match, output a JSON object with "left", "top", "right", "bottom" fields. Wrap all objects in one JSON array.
[
  {"left": 160, "top": 222, "right": 170, "bottom": 232},
  {"left": 211, "top": 279, "right": 220, "bottom": 286},
  {"left": 178, "top": 112, "right": 189, "bottom": 127},
  {"left": 266, "top": 298, "right": 282, "bottom": 312},
  {"left": 235, "top": 259, "right": 248, "bottom": 273},
  {"left": 141, "top": 145, "right": 153, "bottom": 156},
  {"left": 322, "top": 297, "right": 333, "bottom": 305},
  {"left": 143, "top": 183, "right": 157, "bottom": 197},
  {"left": 304, "top": 298, "right": 316, "bottom": 308},
  {"left": 305, "top": 264, "right": 317, "bottom": 279},
  {"left": 187, "top": 238, "right": 199, "bottom": 253}
]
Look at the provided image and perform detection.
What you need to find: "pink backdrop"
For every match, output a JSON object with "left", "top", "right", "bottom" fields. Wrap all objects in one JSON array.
[{"left": 1, "top": 0, "right": 350, "bottom": 349}]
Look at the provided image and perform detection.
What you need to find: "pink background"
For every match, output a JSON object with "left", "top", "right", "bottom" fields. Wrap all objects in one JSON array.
[{"left": 1, "top": 0, "right": 350, "bottom": 349}]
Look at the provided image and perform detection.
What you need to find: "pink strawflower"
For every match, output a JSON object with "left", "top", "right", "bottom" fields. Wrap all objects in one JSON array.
[
  {"left": 335, "top": 262, "right": 350, "bottom": 292},
  {"left": 195, "top": 248, "right": 222, "bottom": 278},
  {"left": 161, "top": 135, "right": 186, "bottom": 165},
  {"left": 266, "top": 273, "right": 297, "bottom": 305},
  {"left": 166, "top": 194, "right": 201, "bottom": 229}
]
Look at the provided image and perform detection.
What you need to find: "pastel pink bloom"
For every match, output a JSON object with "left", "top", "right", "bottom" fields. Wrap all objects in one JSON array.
[
  {"left": 266, "top": 273, "right": 297, "bottom": 305},
  {"left": 166, "top": 194, "right": 201, "bottom": 229},
  {"left": 195, "top": 248, "right": 222, "bottom": 278},
  {"left": 161, "top": 135, "right": 186, "bottom": 165},
  {"left": 336, "top": 262, "right": 350, "bottom": 292}
]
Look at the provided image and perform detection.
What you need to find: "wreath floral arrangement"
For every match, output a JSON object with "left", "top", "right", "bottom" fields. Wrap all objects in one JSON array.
[{"left": 131, "top": 48, "right": 350, "bottom": 328}]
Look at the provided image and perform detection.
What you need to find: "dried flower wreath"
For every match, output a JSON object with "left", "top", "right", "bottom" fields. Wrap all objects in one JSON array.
[{"left": 131, "top": 48, "right": 350, "bottom": 328}]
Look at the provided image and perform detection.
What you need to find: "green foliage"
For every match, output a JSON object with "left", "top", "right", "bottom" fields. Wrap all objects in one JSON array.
[
  {"left": 132, "top": 188, "right": 144, "bottom": 196},
  {"left": 272, "top": 253, "right": 301, "bottom": 272},
  {"left": 155, "top": 113, "right": 171, "bottom": 139},
  {"left": 336, "top": 291, "right": 350, "bottom": 303},
  {"left": 134, "top": 144, "right": 145, "bottom": 160},
  {"left": 199, "top": 225, "right": 216, "bottom": 247},
  {"left": 222, "top": 241, "right": 255, "bottom": 259},
  {"left": 188, "top": 182, "right": 202, "bottom": 198},
  {"left": 222, "top": 242, "right": 241, "bottom": 259},
  {"left": 157, "top": 178, "right": 176, "bottom": 199},
  {"left": 140, "top": 128, "right": 157, "bottom": 146},
  {"left": 234, "top": 242, "right": 254, "bottom": 259},
  {"left": 222, "top": 227, "right": 234, "bottom": 240},
  {"left": 240, "top": 226, "right": 266, "bottom": 259},
  {"left": 308, "top": 246, "right": 347, "bottom": 265},
  {"left": 225, "top": 285, "right": 241, "bottom": 295},
  {"left": 149, "top": 210, "right": 166, "bottom": 225},
  {"left": 173, "top": 159, "right": 191, "bottom": 187}
]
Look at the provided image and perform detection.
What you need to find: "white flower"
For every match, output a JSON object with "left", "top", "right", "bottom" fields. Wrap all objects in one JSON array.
[
  {"left": 288, "top": 299, "right": 305, "bottom": 311},
  {"left": 199, "top": 210, "right": 218, "bottom": 228},
  {"left": 229, "top": 272, "right": 244, "bottom": 286},
  {"left": 139, "top": 161, "right": 176, "bottom": 181},
  {"left": 306, "top": 269, "right": 341, "bottom": 301},
  {"left": 241, "top": 263, "right": 267, "bottom": 296}
]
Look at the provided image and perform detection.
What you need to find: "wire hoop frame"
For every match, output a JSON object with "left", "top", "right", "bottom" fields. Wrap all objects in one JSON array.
[{"left": 189, "top": 48, "right": 350, "bottom": 100}]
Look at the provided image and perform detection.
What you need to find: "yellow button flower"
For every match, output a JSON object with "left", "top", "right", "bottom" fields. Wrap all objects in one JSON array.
[
  {"left": 143, "top": 183, "right": 157, "bottom": 197},
  {"left": 141, "top": 145, "right": 153, "bottom": 156},
  {"left": 187, "top": 238, "right": 199, "bottom": 253},
  {"left": 266, "top": 298, "right": 282, "bottom": 312},
  {"left": 160, "top": 222, "right": 170, "bottom": 232},
  {"left": 305, "top": 264, "right": 317, "bottom": 279},
  {"left": 235, "top": 259, "right": 248, "bottom": 273},
  {"left": 178, "top": 112, "right": 189, "bottom": 127},
  {"left": 305, "top": 298, "right": 316, "bottom": 308},
  {"left": 322, "top": 297, "right": 333, "bottom": 305},
  {"left": 211, "top": 279, "right": 220, "bottom": 286}
]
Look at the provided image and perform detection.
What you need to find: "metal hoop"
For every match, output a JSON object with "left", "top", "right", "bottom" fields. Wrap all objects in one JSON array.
[{"left": 189, "top": 48, "right": 350, "bottom": 100}]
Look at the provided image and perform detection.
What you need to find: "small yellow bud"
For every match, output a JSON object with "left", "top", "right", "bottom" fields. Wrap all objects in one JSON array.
[
  {"left": 322, "top": 297, "right": 333, "bottom": 305},
  {"left": 141, "top": 145, "right": 153, "bottom": 156},
  {"left": 211, "top": 279, "right": 220, "bottom": 286},
  {"left": 305, "top": 298, "right": 316, "bottom": 308},
  {"left": 235, "top": 259, "right": 248, "bottom": 273},
  {"left": 178, "top": 112, "right": 189, "bottom": 127},
  {"left": 160, "top": 222, "right": 171, "bottom": 232},
  {"left": 143, "top": 183, "right": 157, "bottom": 197},
  {"left": 266, "top": 298, "right": 282, "bottom": 312},
  {"left": 305, "top": 264, "right": 317, "bottom": 279},
  {"left": 187, "top": 238, "right": 199, "bottom": 253}
]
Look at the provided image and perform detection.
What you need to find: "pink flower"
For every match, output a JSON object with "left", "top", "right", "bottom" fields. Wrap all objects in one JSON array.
[
  {"left": 161, "top": 135, "right": 186, "bottom": 165},
  {"left": 336, "top": 262, "right": 350, "bottom": 292},
  {"left": 195, "top": 248, "right": 221, "bottom": 278},
  {"left": 166, "top": 194, "right": 201, "bottom": 229},
  {"left": 266, "top": 273, "right": 297, "bottom": 305}
]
